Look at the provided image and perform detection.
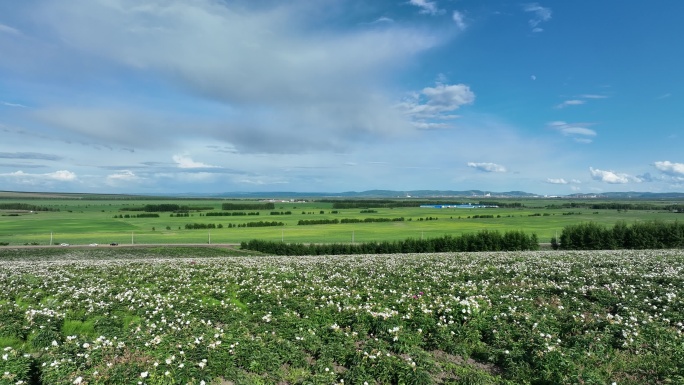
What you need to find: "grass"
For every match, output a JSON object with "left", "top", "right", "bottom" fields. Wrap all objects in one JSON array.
[
  {"left": 1, "top": 196, "right": 683, "bottom": 246},
  {"left": 62, "top": 319, "right": 96, "bottom": 338}
]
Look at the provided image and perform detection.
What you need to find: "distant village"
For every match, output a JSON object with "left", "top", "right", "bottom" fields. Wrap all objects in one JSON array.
[{"left": 420, "top": 204, "right": 499, "bottom": 209}]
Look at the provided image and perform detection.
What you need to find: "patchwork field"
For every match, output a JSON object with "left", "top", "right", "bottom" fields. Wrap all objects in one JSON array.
[
  {"left": 1, "top": 247, "right": 683, "bottom": 384},
  {"left": 1, "top": 195, "right": 682, "bottom": 246}
]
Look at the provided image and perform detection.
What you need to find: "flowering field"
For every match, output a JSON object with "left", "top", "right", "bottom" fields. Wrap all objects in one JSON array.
[{"left": 1, "top": 249, "right": 684, "bottom": 384}]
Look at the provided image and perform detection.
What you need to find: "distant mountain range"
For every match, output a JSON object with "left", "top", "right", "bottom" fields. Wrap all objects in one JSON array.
[
  {"left": 194, "top": 190, "right": 684, "bottom": 199},
  {"left": 3, "top": 190, "right": 684, "bottom": 200}
]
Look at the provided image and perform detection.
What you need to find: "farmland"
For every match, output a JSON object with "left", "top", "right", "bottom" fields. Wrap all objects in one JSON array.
[
  {"left": 1, "top": 193, "right": 682, "bottom": 246},
  {"left": 1, "top": 247, "right": 683, "bottom": 384}
]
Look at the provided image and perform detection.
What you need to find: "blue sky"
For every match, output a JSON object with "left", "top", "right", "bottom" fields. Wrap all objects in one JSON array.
[{"left": 1, "top": 0, "right": 683, "bottom": 195}]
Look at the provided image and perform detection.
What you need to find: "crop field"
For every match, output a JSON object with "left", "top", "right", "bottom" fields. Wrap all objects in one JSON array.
[
  {"left": 1, "top": 194, "right": 682, "bottom": 246},
  {"left": 1, "top": 247, "right": 683, "bottom": 384}
]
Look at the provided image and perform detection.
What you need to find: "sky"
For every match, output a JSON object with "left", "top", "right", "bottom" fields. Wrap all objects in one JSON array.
[{"left": 1, "top": 0, "right": 683, "bottom": 196}]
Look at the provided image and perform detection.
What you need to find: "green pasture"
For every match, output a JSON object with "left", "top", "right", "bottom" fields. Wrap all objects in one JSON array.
[{"left": 1, "top": 196, "right": 682, "bottom": 246}]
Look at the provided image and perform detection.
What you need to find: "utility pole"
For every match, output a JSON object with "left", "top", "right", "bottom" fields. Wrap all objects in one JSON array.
[
  {"left": 208, "top": 231, "right": 211, "bottom": 244},
  {"left": 50, "top": 231, "right": 53, "bottom": 246},
  {"left": 132, "top": 231, "right": 134, "bottom": 245}
]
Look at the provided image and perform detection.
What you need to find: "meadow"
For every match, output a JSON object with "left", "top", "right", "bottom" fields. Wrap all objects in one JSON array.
[
  {"left": 1, "top": 194, "right": 682, "bottom": 246},
  {"left": 1, "top": 247, "right": 683, "bottom": 384}
]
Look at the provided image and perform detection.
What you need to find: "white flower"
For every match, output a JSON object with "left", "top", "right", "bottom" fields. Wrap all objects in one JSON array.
[
  {"left": 73, "top": 377, "right": 83, "bottom": 385},
  {"left": 140, "top": 371, "right": 148, "bottom": 378}
]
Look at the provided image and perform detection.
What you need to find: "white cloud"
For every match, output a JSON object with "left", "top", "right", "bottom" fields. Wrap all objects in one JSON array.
[
  {"left": 546, "top": 178, "right": 582, "bottom": 185},
  {"left": 531, "top": 75, "right": 537, "bottom": 81},
  {"left": 412, "top": 122, "right": 452, "bottom": 130},
  {"left": 467, "top": 162, "right": 507, "bottom": 173},
  {"left": 23, "top": 0, "right": 444, "bottom": 153},
  {"left": 546, "top": 178, "right": 567, "bottom": 184},
  {"left": 654, "top": 161, "right": 684, "bottom": 176},
  {"left": 48, "top": 170, "right": 77, "bottom": 181},
  {"left": 580, "top": 94, "right": 609, "bottom": 99},
  {"left": 548, "top": 121, "right": 596, "bottom": 142},
  {"left": 106, "top": 170, "right": 142, "bottom": 187},
  {"left": 452, "top": 11, "right": 467, "bottom": 31},
  {"left": 370, "top": 17, "right": 394, "bottom": 24},
  {"left": 523, "top": 3, "right": 552, "bottom": 32},
  {"left": 408, "top": 0, "right": 442, "bottom": 15},
  {"left": 107, "top": 170, "right": 139, "bottom": 182},
  {"left": 0, "top": 23, "right": 21, "bottom": 35},
  {"left": 1, "top": 101, "right": 27, "bottom": 108},
  {"left": 589, "top": 167, "right": 641, "bottom": 184},
  {"left": 172, "top": 154, "right": 219, "bottom": 169},
  {"left": 1, "top": 169, "right": 77, "bottom": 182},
  {"left": 399, "top": 83, "right": 475, "bottom": 119},
  {"left": 555, "top": 100, "right": 585, "bottom": 109}
]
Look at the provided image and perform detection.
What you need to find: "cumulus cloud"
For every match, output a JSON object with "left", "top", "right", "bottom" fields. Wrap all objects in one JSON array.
[
  {"left": 589, "top": 167, "right": 641, "bottom": 184},
  {"left": 546, "top": 178, "right": 581, "bottom": 185},
  {"left": 399, "top": 83, "right": 475, "bottom": 121},
  {"left": 548, "top": 121, "right": 597, "bottom": 143},
  {"left": 172, "top": 154, "right": 219, "bottom": 169},
  {"left": 452, "top": 11, "right": 467, "bottom": 31},
  {"left": 654, "top": 161, "right": 684, "bottom": 176},
  {"left": 467, "top": 162, "right": 507, "bottom": 173},
  {"left": 107, "top": 170, "right": 138, "bottom": 181},
  {"left": 408, "top": 0, "right": 442, "bottom": 15},
  {"left": 1, "top": 169, "right": 77, "bottom": 182}
]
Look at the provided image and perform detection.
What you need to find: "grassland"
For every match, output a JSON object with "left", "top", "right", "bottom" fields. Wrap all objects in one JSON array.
[{"left": 1, "top": 192, "right": 682, "bottom": 246}]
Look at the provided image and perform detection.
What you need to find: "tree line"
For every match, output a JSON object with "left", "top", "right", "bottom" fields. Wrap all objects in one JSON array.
[
  {"left": 0, "top": 203, "right": 57, "bottom": 211},
  {"left": 241, "top": 230, "right": 539, "bottom": 255},
  {"left": 184, "top": 221, "right": 284, "bottom": 229},
  {"left": 297, "top": 217, "right": 406, "bottom": 225},
  {"left": 121, "top": 204, "right": 214, "bottom": 212},
  {"left": 222, "top": 202, "right": 275, "bottom": 210},
  {"left": 552, "top": 221, "right": 684, "bottom": 249},
  {"left": 113, "top": 213, "right": 159, "bottom": 218},
  {"left": 205, "top": 211, "right": 260, "bottom": 217},
  {"left": 547, "top": 202, "right": 683, "bottom": 212}
]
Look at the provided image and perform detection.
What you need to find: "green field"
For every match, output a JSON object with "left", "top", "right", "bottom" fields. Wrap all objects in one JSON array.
[{"left": 1, "top": 193, "right": 682, "bottom": 246}]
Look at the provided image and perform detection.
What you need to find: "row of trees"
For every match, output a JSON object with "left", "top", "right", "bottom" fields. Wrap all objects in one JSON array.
[
  {"left": 222, "top": 202, "right": 275, "bottom": 210},
  {"left": 205, "top": 212, "right": 260, "bottom": 217},
  {"left": 241, "top": 230, "right": 539, "bottom": 256},
  {"left": 340, "top": 217, "right": 405, "bottom": 224},
  {"left": 553, "top": 221, "right": 684, "bottom": 249},
  {"left": 113, "top": 213, "right": 159, "bottom": 218},
  {"left": 0, "top": 203, "right": 56, "bottom": 211},
  {"left": 184, "top": 221, "right": 285, "bottom": 229},
  {"left": 121, "top": 204, "right": 213, "bottom": 212}
]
